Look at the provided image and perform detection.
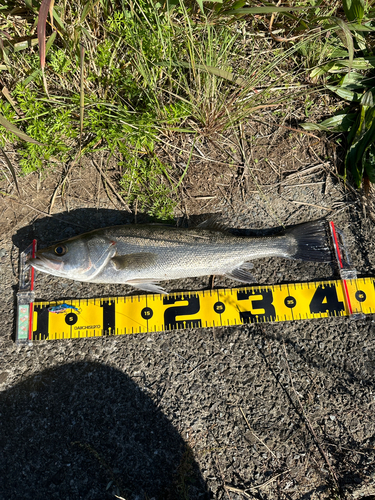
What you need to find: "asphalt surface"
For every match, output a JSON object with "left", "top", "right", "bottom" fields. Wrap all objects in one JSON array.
[{"left": 1, "top": 176, "right": 375, "bottom": 500}]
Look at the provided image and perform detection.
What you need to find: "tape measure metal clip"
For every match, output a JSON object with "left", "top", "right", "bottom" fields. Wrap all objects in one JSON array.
[
  {"left": 16, "top": 239, "right": 36, "bottom": 343},
  {"left": 329, "top": 221, "right": 365, "bottom": 320}
]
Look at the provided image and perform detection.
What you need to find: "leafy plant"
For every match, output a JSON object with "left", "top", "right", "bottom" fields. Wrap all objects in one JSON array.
[
  {"left": 303, "top": 72, "right": 375, "bottom": 188},
  {"left": 299, "top": 0, "right": 375, "bottom": 189}
]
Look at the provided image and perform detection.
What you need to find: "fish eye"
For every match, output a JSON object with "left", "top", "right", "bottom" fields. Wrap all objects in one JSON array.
[{"left": 54, "top": 245, "right": 67, "bottom": 256}]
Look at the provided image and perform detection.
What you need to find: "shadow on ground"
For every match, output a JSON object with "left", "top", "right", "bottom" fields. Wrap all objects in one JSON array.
[
  {"left": 11, "top": 207, "right": 296, "bottom": 252},
  {"left": 0, "top": 362, "right": 208, "bottom": 500}
]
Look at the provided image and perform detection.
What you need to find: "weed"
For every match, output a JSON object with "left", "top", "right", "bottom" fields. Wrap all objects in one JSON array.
[
  {"left": 2, "top": 0, "right": 372, "bottom": 210},
  {"left": 298, "top": 0, "right": 375, "bottom": 190}
]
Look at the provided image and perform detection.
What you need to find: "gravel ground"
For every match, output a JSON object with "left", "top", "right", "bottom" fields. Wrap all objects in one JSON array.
[{"left": 1, "top": 158, "right": 375, "bottom": 500}]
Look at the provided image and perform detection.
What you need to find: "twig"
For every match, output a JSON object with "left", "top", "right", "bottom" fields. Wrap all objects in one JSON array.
[
  {"left": 225, "top": 485, "right": 252, "bottom": 499},
  {"left": 291, "top": 201, "right": 333, "bottom": 212},
  {"left": 282, "top": 342, "right": 339, "bottom": 487},
  {"left": 0, "top": 192, "right": 85, "bottom": 227},
  {"left": 49, "top": 139, "right": 102, "bottom": 214},
  {"left": 92, "top": 160, "right": 131, "bottom": 212},
  {"left": 283, "top": 182, "right": 325, "bottom": 188},
  {"left": 278, "top": 124, "right": 321, "bottom": 140},
  {"left": 268, "top": 1, "right": 302, "bottom": 43},
  {"left": 0, "top": 147, "right": 20, "bottom": 196},
  {"left": 225, "top": 470, "right": 290, "bottom": 496},
  {"left": 239, "top": 407, "right": 277, "bottom": 459},
  {"left": 49, "top": 160, "right": 76, "bottom": 214},
  {"left": 214, "top": 455, "right": 232, "bottom": 500},
  {"left": 284, "top": 164, "right": 327, "bottom": 180}
]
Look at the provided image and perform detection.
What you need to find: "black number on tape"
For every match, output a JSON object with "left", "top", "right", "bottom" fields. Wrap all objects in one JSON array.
[
  {"left": 100, "top": 300, "right": 116, "bottom": 335},
  {"left": 214, "top": 301, "right": 225, "bottom": 314},
  {"left": 284, "top": 296, "right": 297, "bottom": 308},
  {"left": 163, "top": 294, "right": 202, "bottom": 330},
  {"left": 237, "top": 289, "right": 276, "bottom": 323},
  {"left": 65, "top": 313, "right": 78, "bottom": 325},
  {"left": 33, "top": 304, "right": 49, "bottom": 340},
  {"left": 141, "top": 307, "right": 153, "bottom": 319},
  {"left": 309, "top": 284, "right": 345, "bottom": 315},
  {"left": 355, "top": 290, "right": 366, "bottom": 302}
]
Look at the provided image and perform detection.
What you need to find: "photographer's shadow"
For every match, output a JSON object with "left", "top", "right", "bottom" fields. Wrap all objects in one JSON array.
[{"left": 0, "top": 362, "right": 208, "bottom": 500}]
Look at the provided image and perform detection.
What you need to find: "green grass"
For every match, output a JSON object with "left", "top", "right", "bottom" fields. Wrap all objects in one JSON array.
[{"left": 1, "top": 0, "right": 374, "bottom": 214}]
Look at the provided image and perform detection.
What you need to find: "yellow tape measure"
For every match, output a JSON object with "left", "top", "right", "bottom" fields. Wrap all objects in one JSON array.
[{"left": 30, "top": 278, "right": 374, "bottom": 341}]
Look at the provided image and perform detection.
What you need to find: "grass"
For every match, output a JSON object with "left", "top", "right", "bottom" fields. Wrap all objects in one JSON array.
[{"left": 0, "top": 0, "right": 374, "bottom": 217}]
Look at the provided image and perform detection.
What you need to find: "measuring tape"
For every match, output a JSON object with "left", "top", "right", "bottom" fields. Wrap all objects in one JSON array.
[
  {"left": 16, "top": 278, "right": 373, "bottom": 341},
  {"left": 15, "top": 222, "right": 374, "bottom": 343}
]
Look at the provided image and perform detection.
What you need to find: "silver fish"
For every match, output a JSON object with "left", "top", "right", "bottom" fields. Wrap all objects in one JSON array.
[{"left": 29, "top": 220, "right": 331, "bottom": 294}]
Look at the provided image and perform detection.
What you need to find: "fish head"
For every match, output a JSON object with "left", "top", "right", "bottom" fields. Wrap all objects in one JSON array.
[{"left": 30, "top": 232, "right": 117, "bottom": 280}]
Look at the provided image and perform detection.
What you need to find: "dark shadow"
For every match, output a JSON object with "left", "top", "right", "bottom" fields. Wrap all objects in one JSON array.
[
  {"left": 11, "top": 208, "right": 226, "bottom": 251},
  {"left": 0, "top": 362, "right": 209, "bottom": 500},
  {"left": 11, "top": 207, "right": 330, "bottom": 250}
]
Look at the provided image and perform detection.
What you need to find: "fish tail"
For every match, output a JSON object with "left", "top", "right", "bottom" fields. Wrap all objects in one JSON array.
[{"left": 284, "top": 220, "right": 332, "bottom": 262}]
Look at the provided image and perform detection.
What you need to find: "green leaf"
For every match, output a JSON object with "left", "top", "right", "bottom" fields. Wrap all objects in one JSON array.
[
  {"left": 364, "top": 146, "right": 375, "bottom": 183},
  {"left": 326, "top": 57, "right": 375, "bottom": 72},
  {"left": 222, "top": 6, "right": 310, "bottom": 15},
  {"left": 45, "top": 30, "right": 57, "bottom": 56},
  {"left": 346, "top": 23, "right": 375, "bottom": 31},
  {"left": 361, "top": 90, "right": 374, "bottom": 107},
  {"left": 0, "top": 114, "right": 44, "bottom": 145},
  {"left": 346, "top": 107, "right": 375, "bottom": 187},
  {"left": 342, "top": 0, "right": 365, "bottom": 22},
  {"left": 13, "top": 38, "right": 39, "bottom": 52},
  {"left": 231, "top": 0, "right": 246, "bottom": 9},
  {"left": 158, "top": 61, "right": 246, "bottom": 86},
  {"left": 301, "top": 113, "right": 356, "bottom": 132},
  {"left": 339, "top": 72, "right": 369, "bottom": 90},
  {"left": 326, "top": 84, "right": 361, "bottom": 102},
  {"left": 332, "top": 17, "right": 354, "bottom": 74},
  {"left": 23, "top": 68, "right": 42, "bottom": 86},
  {"left": 195, "top": 0, "right": 205, "bottom": 13},
  {"left": 0, "top": 147, "right": 20, "bottom": 195}
]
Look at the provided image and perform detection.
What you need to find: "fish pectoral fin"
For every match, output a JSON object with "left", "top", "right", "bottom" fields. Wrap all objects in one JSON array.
[
  {"left": 126, "top": 279, "right": 167, "bottom": 295},
  {"left": 238, "top": 261, "right": 254, "bottom": 270},
  {"left": 111, "top": 252, "right": 157, "bottom": 270},
  {"left": 225, "top": 265, "right": 256, "bottom": 284}
]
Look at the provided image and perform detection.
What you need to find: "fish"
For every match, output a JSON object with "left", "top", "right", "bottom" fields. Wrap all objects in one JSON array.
[{"left": 29, "top": 219, "right": 332, "bottom": 294}]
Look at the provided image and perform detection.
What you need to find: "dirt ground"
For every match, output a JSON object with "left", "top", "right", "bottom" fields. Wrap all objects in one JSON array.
[{"left": 1, "top": 120, "right": 375, "bottom": 500}]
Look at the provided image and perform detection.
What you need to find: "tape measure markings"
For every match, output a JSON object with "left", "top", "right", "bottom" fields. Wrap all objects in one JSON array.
[{"left": 30, "top": 278, "right": 375, "bottom": 341}]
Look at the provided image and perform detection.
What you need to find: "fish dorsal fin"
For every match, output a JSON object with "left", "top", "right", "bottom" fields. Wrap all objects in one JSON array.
[
  {"left": 111, "top": 252, "right": 157, "bottom": 270},
  {"left": 196, "top": 214, "right": 229, "bottom": 233}
]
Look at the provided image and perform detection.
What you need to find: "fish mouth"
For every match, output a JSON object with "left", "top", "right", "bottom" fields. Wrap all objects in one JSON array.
[{"left": 29, "top": 255, "right": 64, "bottom": 273}]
